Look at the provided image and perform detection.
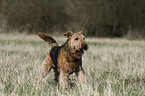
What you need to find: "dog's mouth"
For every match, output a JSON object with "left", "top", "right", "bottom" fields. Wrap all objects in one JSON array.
[
  {"left": 76, "top": 48, "right": 84, "bottom": 55},
  {"left": 75, "top": 44, "right": 88, "bottom": 56}
]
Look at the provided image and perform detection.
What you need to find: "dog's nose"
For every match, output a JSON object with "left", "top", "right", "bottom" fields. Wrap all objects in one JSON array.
[{"left": 82, "top": 44, "right": 88, "bottom": 50}]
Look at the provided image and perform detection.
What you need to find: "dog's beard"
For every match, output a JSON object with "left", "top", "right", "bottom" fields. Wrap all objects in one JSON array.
[
  {"left": 69, "top": 48, "right": 84, "bottom": 59},
  {"left": 76, "top": 48, "right": 84, "bottom": 55},
  {"left": 74, "top": 47, "right": 88, "bottom": 58}
]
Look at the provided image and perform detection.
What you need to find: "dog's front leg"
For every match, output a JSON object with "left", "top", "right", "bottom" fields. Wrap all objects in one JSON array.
[
  {"left": 60, "top": 70, "right": 69, "bottom": 89},
  {"left": 76, "top": 66, "right": 86, "bottom": 84}
]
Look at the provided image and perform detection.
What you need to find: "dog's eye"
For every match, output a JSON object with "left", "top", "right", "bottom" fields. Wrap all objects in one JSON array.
[{"left": 75, "top": 38, "right": 78, "bottom": 40}]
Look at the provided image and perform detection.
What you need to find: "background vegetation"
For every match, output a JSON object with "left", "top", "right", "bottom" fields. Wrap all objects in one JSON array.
[
  {"left": 0, "top": 0, "right": 145, "bottom": 38},
  {"left": 0, "top": 33, "right": 145, "bottom": 95}
]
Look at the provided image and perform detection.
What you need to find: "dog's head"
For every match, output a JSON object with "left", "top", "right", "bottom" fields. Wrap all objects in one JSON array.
[{"left": 64, "top": 31, "right": 89, "bottom": 58}]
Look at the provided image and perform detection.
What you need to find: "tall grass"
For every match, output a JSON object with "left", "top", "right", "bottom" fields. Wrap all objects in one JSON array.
[{"left": 0, "top": 33, "right": 145, "bottom": 95}]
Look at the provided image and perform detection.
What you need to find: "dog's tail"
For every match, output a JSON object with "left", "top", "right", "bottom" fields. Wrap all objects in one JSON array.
[{"left": 38, "top": 33, "right": 58, "bottom": 48}]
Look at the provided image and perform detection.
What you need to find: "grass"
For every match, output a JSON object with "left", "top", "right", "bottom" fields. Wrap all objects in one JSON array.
[{"left": 0, "top": 33, "right": 145, "bottom": 96}]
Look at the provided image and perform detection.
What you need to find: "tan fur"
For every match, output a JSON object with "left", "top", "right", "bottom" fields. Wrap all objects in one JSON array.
[
  {"left": 38, "top": 33, "right": 58, "bottom": 48},
  {"left": 35, "top": 31, "right": 88, "bottom": 89}
]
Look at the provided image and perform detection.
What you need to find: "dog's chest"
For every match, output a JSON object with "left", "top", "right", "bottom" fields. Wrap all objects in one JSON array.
[
  {"left": 63, "top": 59, "right": 82, "bottom": 74},
  {"left": 69, "top": 62, "right": 80, "bottom": 72}
]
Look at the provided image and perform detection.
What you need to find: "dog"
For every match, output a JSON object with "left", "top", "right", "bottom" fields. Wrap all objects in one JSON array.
[{"left": 35, "top": 31, "right": 88, "bottom": 88}]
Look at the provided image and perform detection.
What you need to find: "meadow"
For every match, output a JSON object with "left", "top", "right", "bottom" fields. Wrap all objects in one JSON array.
[{"left": 0, "top": 33, "right": 145, "bottom": 96}]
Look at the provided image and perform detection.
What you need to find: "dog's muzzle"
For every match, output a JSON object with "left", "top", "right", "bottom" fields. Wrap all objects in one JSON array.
[
  {"left": 76, "top": 48, "right": 84, "bottom": 55},
  {"left": 76, "top": 44, "right": 88, "bottom": 55}
]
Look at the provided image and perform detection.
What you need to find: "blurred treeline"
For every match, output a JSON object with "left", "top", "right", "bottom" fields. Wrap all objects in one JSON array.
[{"left": 0, "top": 0, "right": 145, "bottom": 38}]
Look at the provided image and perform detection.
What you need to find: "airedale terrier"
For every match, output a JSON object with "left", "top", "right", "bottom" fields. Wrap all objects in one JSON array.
[{"left": 35, "top": 31, "right": 88, "bottom": 88}]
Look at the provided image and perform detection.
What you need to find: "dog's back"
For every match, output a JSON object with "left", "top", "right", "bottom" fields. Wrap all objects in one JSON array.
[{"left": 50, "top": 46, "right": 62, "bottom": 68}]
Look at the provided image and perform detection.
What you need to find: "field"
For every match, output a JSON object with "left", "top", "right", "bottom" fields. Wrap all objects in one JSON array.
[{"left": 0, "top": 33, "right": 145, "bottom": 96}]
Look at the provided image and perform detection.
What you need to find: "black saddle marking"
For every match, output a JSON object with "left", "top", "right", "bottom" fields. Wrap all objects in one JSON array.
[{"left": 50, "top": 46, "right": 62, "bottom": 68}]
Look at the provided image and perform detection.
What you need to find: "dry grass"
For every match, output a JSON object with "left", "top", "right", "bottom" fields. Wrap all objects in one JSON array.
[{"left": 0, "top": 33, "right": 145, "bottom": 96}]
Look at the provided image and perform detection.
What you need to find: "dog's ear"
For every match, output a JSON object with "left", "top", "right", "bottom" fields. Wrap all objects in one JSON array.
[
  {"left": 79, "top": 31, "right": 83, "bottom": 34},
  {"left": 64, "top": 31, "right": 73, "bottom": 38}
]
